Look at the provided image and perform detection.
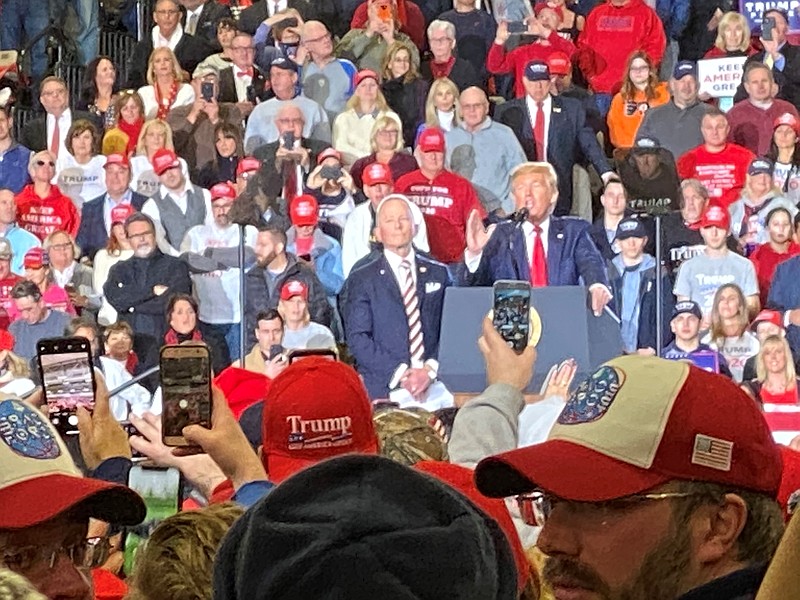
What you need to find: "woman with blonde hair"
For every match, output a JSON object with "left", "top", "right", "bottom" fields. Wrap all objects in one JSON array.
[
  {"left": 418, "top": 76, "right": 459, "bottom": 139},
  {"left": 349, "top": 115, "right": 418, "bottom": 188},
  {"left": 606, "top": 51, "right": 669, "bottom": 149},
  {"left": 702, "top": 283, "right": 760, "bottom": 382},
  {"left": 332, "top": 70, "right": 402, "bottom": 167},
  {"left": 742, "top": 334, "right": 800, "bottom": 406},
  {"left": 705, "top": 12, "right": 759, "bottom": 58},
  {"left": 0, "top": 331, "right": 35, "bottom": 397},
  {"left": 129, "top": 119, "right": 189, "bottom": 197},
  {"left": 381, "top": 41, "right": 428, "bottom": 148},
  {"left": 137, "top": 47, "right": 195, "bottom": 120}
]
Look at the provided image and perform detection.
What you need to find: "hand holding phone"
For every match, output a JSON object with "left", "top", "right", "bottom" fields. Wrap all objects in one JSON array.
[
  {"left": 38, "top": 336, "right": 96, "bottom": 436},
  {"left": 320, "top": 165, "right": 343, "bottom": 181},
  {"left": 762, "top": 16, "right": 776, "bottom": 42},
  {"left": 492, "top": 280, "right": 531, "bottom": 354},
  {"left": 160, "top": 344, "right": 212, "bottom": 447},
  {"left": 201, "top": 81, "right": 214, "bottom": 102}
]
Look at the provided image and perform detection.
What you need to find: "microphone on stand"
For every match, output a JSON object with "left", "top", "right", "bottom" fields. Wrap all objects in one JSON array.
[{"left": 508, "top": 207, "right": 529, "bottom": 280}]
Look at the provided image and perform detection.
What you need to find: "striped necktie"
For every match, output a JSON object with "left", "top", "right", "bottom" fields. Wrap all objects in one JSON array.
[{"left": 400, "top": 260, "right": 425, "bottom": 367}]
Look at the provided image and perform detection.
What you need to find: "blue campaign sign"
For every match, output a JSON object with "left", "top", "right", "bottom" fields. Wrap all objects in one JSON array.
[{"left": 739, "top": 1, "right": 800, "bottom": 34}]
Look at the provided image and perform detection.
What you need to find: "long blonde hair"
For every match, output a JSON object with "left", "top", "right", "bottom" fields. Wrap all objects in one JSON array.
[
  {"left": 382, "top": 41, "right": 419, "bottom": 84},
  {"left": 424, "top": 77, "right": 460, "bottom": 127},
  {"left": 145, "top": 47, "right": 184, "bottom": 86},
  {"left": 1, "top": 350, "right": 31, "bottom": 379},
  {"left": 709, "top": 283, "right": 749, "bottom": 345},
  {"left": 756, "top": 334, "right": 796, "bottom": 384},
  {"left": 135, "top": 119, "right": 175, "bottom": 156},
  {"left": 714, "top": 12, "right": 752, "bottom": 54},
  {"left": 345, "top": 77, "right": 390, "bottom": 113}
]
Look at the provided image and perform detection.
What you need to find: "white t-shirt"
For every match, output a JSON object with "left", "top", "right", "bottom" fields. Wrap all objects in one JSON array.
[
  {"left": 57, "top": 154, "right": 107, "bottom": 210},
  {"left": 702, "top": 331, "right": 760, "bottom": 383},
  {"left": 283, "top": 322, "right": 336, "bottom": 350}
]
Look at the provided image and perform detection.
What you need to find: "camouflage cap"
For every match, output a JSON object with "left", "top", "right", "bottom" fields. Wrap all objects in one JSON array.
[{"left": 373, "top": 407, "right": 448, "bottom": 466}]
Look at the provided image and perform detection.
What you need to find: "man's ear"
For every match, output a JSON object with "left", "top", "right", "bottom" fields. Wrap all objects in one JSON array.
[
  {"left": 374, "top": 226, "right": 383, "bottom": 244},
  {"left": 693, "top": 493, "right": 748, "bottom": 566}
]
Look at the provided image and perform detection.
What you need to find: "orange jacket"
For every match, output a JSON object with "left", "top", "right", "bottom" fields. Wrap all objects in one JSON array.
[{"left": 607, "top": 81, "right": 670, "bottom": 148}]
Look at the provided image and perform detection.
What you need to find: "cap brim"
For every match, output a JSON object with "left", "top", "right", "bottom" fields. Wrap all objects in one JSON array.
[
  {"left": 475, "top": 439, "right": 670, "bottom": 501},
  {"left": 0, "top": 473, "right": 146, "bottom": 529}
]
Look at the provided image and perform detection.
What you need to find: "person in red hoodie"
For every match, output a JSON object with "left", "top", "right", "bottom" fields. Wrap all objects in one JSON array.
[
  {"left": 751, "top": 206, "right": 800, "bottom": 306},
  {"left": 486, "top": 8, "right": 576, "bottom": 98},
  {"left": 576, "top": 0, "right": 666, "bottom": 117},
  {"left": 677, "top": 107, "right": 755, "bottom": 208},
  {"left": 394, "top": 126, "right": 484, "bottom": 263},
  {"left": 14, "top": 150, "right": 80, "bottom": 241}
]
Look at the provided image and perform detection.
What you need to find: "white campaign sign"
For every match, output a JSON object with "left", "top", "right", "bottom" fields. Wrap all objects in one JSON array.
[{"left": 698, "top": 56, "right": 748, "bottom": 99}]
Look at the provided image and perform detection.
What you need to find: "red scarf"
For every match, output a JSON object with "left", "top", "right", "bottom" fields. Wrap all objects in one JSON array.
[
  {"left": 124, "top": 351, "right": 139, "bottom": 375},
  {"left": 118, "top": 117, "right": 144, "bottom": 157},
  {"left": 155, "top": 80, "right": 180, "bottom": 121},
  {"left": 164, "top": 329, "right": 203, "bottom": 345},
  {"left": 430, "top": 56, "right": 456, "bottom": 80}
]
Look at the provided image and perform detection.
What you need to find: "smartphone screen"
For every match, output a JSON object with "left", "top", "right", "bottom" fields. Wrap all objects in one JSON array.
[
  {"left": 160, "top": 344, "right": 211, "bottom": 447},
  {"left": 201, "top": 81, "right": 214, "bottom": 102},
  {"left": 37, "top": 336, "right": 95, "bottom": 436},
  {"left": 762, "top": 16, "right": 775, "bottom": 41},
  {"left": 123, "top": 466, "right": 181, "bottom": 576},
  {"left": 493, "top": 280, "right": 531, "bottom": 354}
]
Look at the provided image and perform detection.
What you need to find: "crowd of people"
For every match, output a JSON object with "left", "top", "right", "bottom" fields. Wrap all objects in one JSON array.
[{"left": 3, "top": 0, "right": 800, "bottom": 598}]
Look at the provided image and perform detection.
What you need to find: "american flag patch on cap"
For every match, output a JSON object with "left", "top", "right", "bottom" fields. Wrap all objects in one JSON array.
[{"left": 691, "top": 434, "right": 733, "bottom": 472}]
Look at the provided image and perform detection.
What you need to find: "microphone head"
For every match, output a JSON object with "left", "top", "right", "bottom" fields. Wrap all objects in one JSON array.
[{"left": 515, "top": 207, "right": 529, "bottom": 222}]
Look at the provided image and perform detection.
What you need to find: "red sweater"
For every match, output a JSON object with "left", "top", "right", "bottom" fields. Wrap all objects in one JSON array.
[
  {"left": 394, "top": 168, "right": 485, "bottom": 263},
  {"left": 486, "top": 32, "right": 576, "bottom": 98},
  {"left": 15, "top": 184, "right": 80, "bottom": 241},
  {"left": 750, "top": 241, "right": 800, "bottom": 306},
  {"left": 677, "top": 143, "right": 755, "bottom": 208},
  {"left": 577, "top": 0, "right": 666, "bottom": 94},
  {"left": 726, "top": 99, "right": 800, "bottom": 156}
]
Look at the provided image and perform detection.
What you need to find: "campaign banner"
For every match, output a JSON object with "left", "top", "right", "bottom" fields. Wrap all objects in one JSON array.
[
  {"left": 697, "top": 56, "right": 747, "bottom": 98},
  {"left": 739, "top": 0, "right": 800, "bottom": 34}
]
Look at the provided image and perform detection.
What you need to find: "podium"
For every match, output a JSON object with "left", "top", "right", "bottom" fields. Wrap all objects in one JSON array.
[{"left": 438, "top": 286, "right": 623, "bottom": 393}]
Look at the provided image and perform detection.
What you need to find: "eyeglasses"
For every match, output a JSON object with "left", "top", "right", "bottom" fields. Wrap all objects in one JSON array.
[
  {"left": 276, "top": 118, "right": 304, "bottom": 125},
  {"left": 127, "top": 230, "right": 155, "bottom": 241},
  {"left": 48, "top": 242, "right": 72, "bottom": 252},
  {"left": 2, "top": 537, "right": 110, "bottom": 573},
  {"left": 35, "top": 160, "right": 55, "bottom": 167},
  {"left": 377, "top": 129, "right": 399, "bottom": 135},
  {"left": 516, "top": 491, "right": 704, "bottom": 527},
  {"left": 155, "top": 9, "right": 180, "bottom": 15},
  {"left": 41, "top": 88, "right": 67, "bottom": 98},
  {"left": 429, "top": 36, "right": 453, "bottom": 44},
  {"left": 231, "top": 45, "right": 255, "bottom": 52},
  {"left": 303, "top": 33, "right": 332, "bottom": 45}
]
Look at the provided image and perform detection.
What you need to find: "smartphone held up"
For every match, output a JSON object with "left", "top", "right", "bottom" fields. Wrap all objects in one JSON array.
[
  {"left": 37, "top": 336, "right": 96, "bottom": 435},
  {"left": 492, "top": 280, "right": 532, "bottom": 354},
  {"left": 160, "top": 344, "right": 212, "bottom": 447}
]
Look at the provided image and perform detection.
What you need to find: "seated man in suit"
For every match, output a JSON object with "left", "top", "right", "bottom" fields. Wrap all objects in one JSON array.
[
  {"left": 216, "top": 32, "right": 272, "bottom": 118},
  {"left": 494, "top": 60, "right": 613, "bottom": 217},
  {"left": 76, "top": 153, "right": 147, "bottom": 260},
  {"left": 126, "top": 0, "right": 214, "bottom": 88},
  {"left": 461, "top": 161, "right": 612, "bottom": 316},
  {"left": 252, "top": 103, "right": 331, "bottom": 203},
  {"left": 344, "top": 193, "right": 450, "bottom": 400}
]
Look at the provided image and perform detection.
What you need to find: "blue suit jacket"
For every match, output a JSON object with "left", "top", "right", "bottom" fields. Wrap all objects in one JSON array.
[
  {"left": 344, "top": 252, "right": 451, "bottom": 399},
  {"left": 494, "top": 95, "right": 610, "bottom": 216},
  {"left": 768, "top": 256, "right": 800, "bottom": 354},
  {"left": 459, "top": 217, "right": 609, "bottom": 289},
  {"left": 76, "top": 192, "right": 147, "bottom": 260}
]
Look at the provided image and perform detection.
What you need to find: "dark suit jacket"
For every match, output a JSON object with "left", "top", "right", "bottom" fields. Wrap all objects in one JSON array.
[
  {"left": 252, "top": 137, "right": 331, "bottom": 187},
  {"left": 768, "top": 255, "right": 800, "bottom": 355},
  {"left": 126, "top": 33, "right": 214, "bottom": 88},
  {"left": 217, "top": 65, "right": 271, "bottom": 104},
  {"left": 734, "top": 43, "right": 800, "bottom": 109},
  {"left": 494, "top": 95, "right": 611, "bottom": 217},
  {"left": 76, "top": 192, "right": 147, "bottom": 260},
  {"left": 459, "top": 217, "right": 608, "bottom": 289},
  {"left": 186, "top": 1, "right": 232, "bottom": 51},
  {"left": 238, "top": 0, "right": 347, "bottom": 38},
  {"left": 344, "top": 252, "right": 450, "bottom": 399},
  {"left": 420, "top": 57, "right": 482, "bottom": 92},
  {"left": 21, "top": 111, "right": 101, "bottom": 152}
]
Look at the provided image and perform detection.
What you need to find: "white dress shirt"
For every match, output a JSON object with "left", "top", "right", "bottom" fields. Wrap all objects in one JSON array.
[
  {"left": 152, "top": 24, "right": 184, "bottom": 51},
  {"left": 233, "top": 65, "right": 252, "bottom": 103},
  {"left": 525, "top": 94, "right": 552, "bottom": 161},
  {"left": 184, "top": 5, "right": 204, "bottom": 35},
  {"left": 46, "top": 109, "right": 72, "bottom": 164},
  {"left": 268, "top": 0, "right": 288, "bottom": 17},
  {"left": 465, "top": 216, "right": 553, "bottom": 274},
  {"left": 384, "top": 247, "right": 417, "bottom": 290}
]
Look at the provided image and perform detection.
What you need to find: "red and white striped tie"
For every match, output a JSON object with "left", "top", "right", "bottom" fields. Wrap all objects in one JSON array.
[{"left": 400, "top": 260, "right": 425, "bottom": 367}]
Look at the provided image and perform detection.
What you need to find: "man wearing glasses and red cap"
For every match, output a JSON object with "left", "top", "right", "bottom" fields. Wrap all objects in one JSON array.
[{"left": 475, "top": 356, "right": 785, "bottom": 600}]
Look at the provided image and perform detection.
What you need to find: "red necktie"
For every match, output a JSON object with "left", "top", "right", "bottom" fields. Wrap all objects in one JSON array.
[
  {"left": 530, "top": 225, "right": 548, "bottom": 287},
  {"left": 237, "top": 69, "right": 254, "bottom": 78},
  {"left": 50, "top": 119, "right": 60, "bottom": 157},
  {"left": 533, "top": 101, "right": 545, "bottom": 161},
  {"left": 283, "top": 162, "right": 298, "bottom": 203}
]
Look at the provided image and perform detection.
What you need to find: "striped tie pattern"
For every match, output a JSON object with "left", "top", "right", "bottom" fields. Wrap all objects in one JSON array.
[{"left": 400, "top": 260, "right": 425, "bottom": 366}]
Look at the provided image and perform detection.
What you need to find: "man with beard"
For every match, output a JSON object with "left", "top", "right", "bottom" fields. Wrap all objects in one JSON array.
[
  {"left": 104, "top": 213, "right": 192, "bottom": 371},
  {"left": 474, "top": 355, "right": 784, "bottom": 600},
  {"left": 243, "top": 225, "right": 331, "bottom": 349}
]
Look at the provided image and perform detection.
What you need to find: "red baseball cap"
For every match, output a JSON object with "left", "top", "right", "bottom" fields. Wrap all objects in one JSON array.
[
  {"left": 546, "top": 51, "right": 571, "bottom": 76},
  {"left": 110, "top": 203, "right": 135, "bottom": 225},
  {"left": 316, "top": 147, "right": 342, "bottom": 165},
  {"left": 210, "top": 182, "right": 237, "bottom": 201},
  {"left": 354, "top": 69, "right": 379, "bottom": 88},
  {"left": 23, "top": 247, "right": 48, "bottom": 270},
  {"left": 0, "top": 330, "right": 13, "bottom": 352},
  {"left": 151, "top": 148, "right": 180, "bottom": 176},
  {"left": 0, "top": 398, "right": 145, "bottom": 529},
  {"left": 362, "top": 162, "right": 393, "bottom": 186},
  {"left": 280, "top": 279, "right": 308, "bottom": 301},
  {"left": 774, "top": 112, "right": 800, "bottom": 135},
  {"left": 417, "top": 127, "right": 445, "bottom": 153},
  {"left": 289, "top": 194, "right": 319, "bottom": 227},
  {"left": 261, "top": 357, "right": 379, "bottom": 483},
  {"left": 103, "top": 153, "right": 130, "bottom": 169},
  {"left": 236, "top": 157, "right": 261, "bottom": 177},
  {"left": 751, "top": 309, "right": 784, "bottom": 332},
  {"left": 475, "top": 357, "right": 783, "bottom": 501},
  {"left": 699, "top": 205, "right": 730, "bottom": 230}
]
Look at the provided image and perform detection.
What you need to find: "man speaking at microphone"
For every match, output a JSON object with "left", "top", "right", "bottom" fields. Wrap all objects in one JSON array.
[{"left": 459, "top": 161, "right": 612, "bottom": 315}]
